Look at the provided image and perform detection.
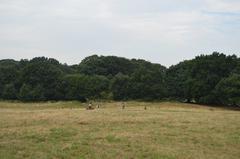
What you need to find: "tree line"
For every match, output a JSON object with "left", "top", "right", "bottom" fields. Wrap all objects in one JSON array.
[{"left": 0, "top": 52, "right": 239, "bottom": 106}]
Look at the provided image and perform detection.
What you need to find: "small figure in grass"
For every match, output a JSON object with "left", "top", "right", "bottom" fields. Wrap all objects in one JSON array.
[
  {"left": 122, "top": 102, "right": 125, "bottom": 109},
  {"left": 144, "top": 106, "right": 147, "bottom": 110},
  {"left": 97, "top": 104, "right": 100, "bottom": 109},
  {"left": 87, "top": 102, "right": 94, "bottom": 110}
]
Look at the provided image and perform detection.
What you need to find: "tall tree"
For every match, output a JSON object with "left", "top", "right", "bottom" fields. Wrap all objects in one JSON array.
[
  {"left": 215, "top": 74, "right": 240, "bottom": 106},
  {"left": 110, "top": 73, "right": 131, "bottom": 100},
  {"left": 20, "top": 57, "right": 63, "bottom": 100},
  {"left": 78, "top": 55, "right": 135, "bottom": 76}
]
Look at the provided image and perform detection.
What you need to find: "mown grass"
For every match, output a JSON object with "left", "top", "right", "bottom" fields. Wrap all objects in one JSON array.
[{"left": 0, "top": 101, "right": 239, "bottom": 159}]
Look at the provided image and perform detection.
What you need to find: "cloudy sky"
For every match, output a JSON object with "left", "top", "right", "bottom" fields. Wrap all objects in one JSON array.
[{"left": 0, "top": 0, "right": 240, "bottom": 66}]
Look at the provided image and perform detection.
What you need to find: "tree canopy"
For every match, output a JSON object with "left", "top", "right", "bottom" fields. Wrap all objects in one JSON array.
[{"left": 0, "top": 53, "right": 239, "bottom": 106}]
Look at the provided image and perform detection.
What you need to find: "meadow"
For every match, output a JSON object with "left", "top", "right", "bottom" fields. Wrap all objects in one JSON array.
[{"left": 0, "top": 101, "right": 239, "bottom": 159}]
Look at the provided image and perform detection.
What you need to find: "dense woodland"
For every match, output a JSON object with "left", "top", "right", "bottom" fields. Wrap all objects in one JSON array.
[{"left": 0, "top": 52, "right": 239, "bottom": 106}]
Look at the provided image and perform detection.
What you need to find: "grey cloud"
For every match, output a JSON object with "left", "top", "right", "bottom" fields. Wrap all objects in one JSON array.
[{"left": 0, "top": 0, "right": 239, "bottom": 66}]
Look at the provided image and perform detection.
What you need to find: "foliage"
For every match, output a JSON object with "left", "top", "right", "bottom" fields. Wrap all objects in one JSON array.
[
  {"left": 2, "top": 83, "right": 17, "bottom": 100},
  {"left": 111, "top": 73, "right": 131, "bottom": 100},
  {"left": 78, "top": 55, "right": 135, "bottom": 76},
  {"left": 166, "top": 52, "right": 239, "bottom": 105},
  {"left": 18, "top": 84, "right": 45, "bottom": 101},
  {"left": 0, "top": 53, "right": 239, "bottom": 106},
  {"left": 20, "top": 57, "right": 64, "bottom": 100},
  {"left": 215, "top": 74, "right": 240, "bottom": 106},
  {"left": 62, "top": 74, "right": 109, "bottom": 101}
]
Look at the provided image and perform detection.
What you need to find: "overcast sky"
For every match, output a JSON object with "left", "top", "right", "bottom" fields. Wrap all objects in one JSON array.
[{"left": 0, "top": 0, "right": 240, "bottom": 66}]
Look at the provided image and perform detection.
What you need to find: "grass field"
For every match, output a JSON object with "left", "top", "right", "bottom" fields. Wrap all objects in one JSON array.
[{"left": 0, "top": 101, "right": 239, "bottom": 159}]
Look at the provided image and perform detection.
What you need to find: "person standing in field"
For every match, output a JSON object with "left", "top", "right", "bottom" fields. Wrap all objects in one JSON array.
[
  {"left": 87, "top": 102, "right": 93, "bottom": 110},
  {"left": 122, "top": 102, "right": 125, "bottom": 109}
]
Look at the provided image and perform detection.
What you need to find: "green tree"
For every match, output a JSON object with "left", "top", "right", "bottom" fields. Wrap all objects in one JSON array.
[
  {"left": 166, "top": 52, "right": 239, "bottom": 104},
  {"left": 129, "top": 65, "right": 166, "bottom": 100},
  {"left": 20, "top": 57, "right": 63, "bottom": 100},
  {"left": 18, "top": 84, "right": 32, "bottom": 101},
  {"left": 0, "top": 54, "right": 239, "bottom": 106},
  {"left": 19, "top": 84, "right": 45, "bottom": 101},
  {"left": 63, "top": 74, "right": 109, "bottom": 101},
  {"left": 215, "top": 74, "right": 240, "bottom": 106},
  {"left": 0, "top": 65, "right": 19, "bottom": 86},
  {"left": 2, "top": 84, "right": 17, "bottom": 100},
  {"left": 189, "top": 53, "right": 237, "bottom": 104},
  {"left": 78, "top": 55, "right": 135, "bottom": 76},
  {"left": 110, "top": 73, "right": 131, "bottom": 100},
  {"left": 166, "top": 60, "right": 193, "bottom": 101}
]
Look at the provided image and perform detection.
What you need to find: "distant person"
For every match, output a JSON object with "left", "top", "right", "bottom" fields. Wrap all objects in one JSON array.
[
  {"left": 122, "top": 102, "right": 125, "bottom": 109},
  {"left": 87, "top": 102, "right": 94, "bottom": 110}
]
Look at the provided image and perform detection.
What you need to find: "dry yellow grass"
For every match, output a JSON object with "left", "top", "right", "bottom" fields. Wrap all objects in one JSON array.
[{"left": 0, "top": 101, "right": 239, "bottom": 159}]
